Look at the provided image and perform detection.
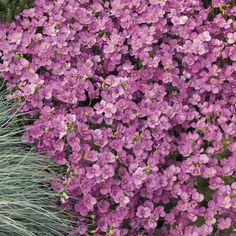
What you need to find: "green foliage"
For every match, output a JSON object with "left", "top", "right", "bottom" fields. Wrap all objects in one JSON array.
[
  {"left": 0, "top": 88, "right": 72, "bottom": 236},
  {"left": 0, "top": 0, "right": 34, "bottom": 22},
  {"left": 194, "top": 216, "right": 205, "bottom": 227},
  {"left": 195, "top": 177, "right": 214, "bottom": 202}
]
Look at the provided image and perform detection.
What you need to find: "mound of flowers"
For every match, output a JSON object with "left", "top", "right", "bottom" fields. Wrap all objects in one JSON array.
[{"left": 0, "top": 0, "right": 236, "bottom": 235}]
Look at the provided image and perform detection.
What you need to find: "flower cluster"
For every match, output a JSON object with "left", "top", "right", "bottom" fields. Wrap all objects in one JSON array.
[{"left": 0, "top": 0, "right": 236, "bottom": 235}]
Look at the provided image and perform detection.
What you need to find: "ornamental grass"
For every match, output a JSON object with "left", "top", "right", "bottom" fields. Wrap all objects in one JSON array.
[{"left": 0, "top": 83, "right": 72, "bottom": 236}]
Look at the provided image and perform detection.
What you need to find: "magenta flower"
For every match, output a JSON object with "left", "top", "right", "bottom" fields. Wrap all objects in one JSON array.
[
  {"left": 74, "top": 202, "right": 88, "bottom": 217},
  {"left": 84, "top": 150, "right": 98, "bottom": 162},
  {"left": 133, "top": 168, "right": 147, "bottom": 186},
  {"left": 86, "top": 164, "right": 101, "bottom": 179},
  {"left": 136, "top": 206, "right": 152, "bottom": 219},
  {"left": 8, "top": 32, "right": 22, "bottom": 45},
  {"left": 96, "top": 100, "right": 117, "bottom": 118},
  {"left": 102, "top": 164, "right": 114, "bottom": 179},
  {"left": 83, "top": 194, "right": 97, "bottom": 211},
  {"left": 218, "top": 196, "right": 231, "bottom": 209},
  {"left": 53, "top": 139, "right": 64, "bottom": 152},
  {"left": 218, "top": 217, "right": 232, "bottom": 230},
  {"left": 202, "top": 167, "right": 217, "bottom": 178},
  {"left": 97, "top": 200, "right": 110, "bottom": 213},
  {"left": 67, "top": 133, "right": 80, "bottom": 151},
  {"left": 113, "top": 190, "right": 130, "bottom": 207},
  {"left": 29, "top": 127, "right": 44, "bottom": 139}
]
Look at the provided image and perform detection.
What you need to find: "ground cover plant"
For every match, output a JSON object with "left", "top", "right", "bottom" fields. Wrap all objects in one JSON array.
[
  {"left": 0, "top": 83, "right": 72, "bottom": 236},
  {"left": 0, "top": 0, "right": 236, "bottom": 235}
]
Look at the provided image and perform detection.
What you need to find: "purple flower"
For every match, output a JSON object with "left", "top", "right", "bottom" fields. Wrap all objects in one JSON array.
[
  {"left": 86, "top": 164, "right": 101, "bottom": 179},
  {"left": 53, "top": 139, "right": 64, "bottom": 152},
  {"left": 97, "top": 200, "right": 110, "bottom": 213},
  {"left": 102, "top": 164, "right": 114, "bottom": 179},
  {"left": 218, "top": 217, "right": 232, "bottom": 230},
  {"left": 29, "top": 127, "right": 44, "bottom": 139},
  {"left": 192, "top": 192, "right": 204, "bottom": 202},
  {"left": 217, "top": 196, "right": 231, "bottom": 209},
  {"left": 113, "top": 189, "right": 130, "bottom": 207},
  {"left": 74, "top": 202, "right": 89, "bottom": 217},
  {"left": 133, "top": 168, "right": 147, "bottom": 186},
  {"left": 136, "top": 206, "right": 152, "bottom": 218},
  {"left": 83, "top": 194, "right": 97, "bottom": 211},
  {"left": 178, "top": 143, "right": 193, "bottom": 157},
  {"left": 67, "top": 133, "right": 80, "bottom": 151},
  {"left": 202, "top": 167, "right": 217, "bottom": 178},
  {"left": 97, "top": 217, "right": 108, "bottom": 232},
  {"left": 96, "top": 100, "right": 117, "bottom": 118},
  {"left": 84, "top": 150, "right": 98, "bottom": 162},
  {"left": 8, "top": 32, "right": 22, "bottom": 45}
]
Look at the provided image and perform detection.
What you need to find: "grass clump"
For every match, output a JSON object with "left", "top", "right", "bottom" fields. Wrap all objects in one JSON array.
[{"left": 0, "top": 85, "right": 72, "bottom": 236}]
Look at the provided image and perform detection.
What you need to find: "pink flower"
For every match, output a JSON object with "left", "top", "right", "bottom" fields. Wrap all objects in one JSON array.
[
  {"left": 53, "top": 139, "right": 64, "bottom": 152},
  {"left": 218, "top": 217, "right": 232, "bottom": 230},
  {"left": 218, "top": 196, "right": 231, "bottom": 209},
  {"left": 133, "top": 168, "right": 147, "bottom": 186},
  {"left": 8, "top": 32, "right": 22, "bottom": 45},
  {"left": 179, "top": 16, "right": 188, "bottom": 25},
  {"left": 67, "top": 133, "right": 80, "bottom": 151},
  {"left": 199, "top": 31, "right": 211, "bottom": 42},
  {"left": 97, "top": 200, "right": 110, "bottom": 213},
  {"left": 83, "top": 194, "right": 97, "bottom": 211},
  {"left": 112, "top": 189, "right": 130, "bottom": 206},
  {"left": 86, "top": 164, "right": 101, "bottom": 179},
  {"left": 136, "top": 206, "right": 152, "bottom": 218},
  {"left": 102, "top": 164, "right": 114, "bottom": 179},
  {"left": 178, "top": 143, "right": 193, "bottom": 157},
  {"left": 29, "top": 127, "right": 44, "bottom": 139},
  {"left": 75, "top": 202, "right": 89, "bottom": 216},
  {"left": 84, "top": 150, "right": 98, "bottom": 162},
  {"left": 202, "top": 167, "right": 217, "bottom": 178},
  {"left": 96, "top": 100, "right": 117, "bottom": 118},
  {"left": 192, "top": 192, "right": 204, "bottom": 202}
]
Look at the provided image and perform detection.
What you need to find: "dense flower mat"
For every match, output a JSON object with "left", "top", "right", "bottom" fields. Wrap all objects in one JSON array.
[{"left": 0, "top": 0, "right": 236, "bottom": 235}]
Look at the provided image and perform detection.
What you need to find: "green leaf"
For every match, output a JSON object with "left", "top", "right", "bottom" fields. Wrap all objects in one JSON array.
[
  {"left": 194, "top": 216, "right": 205, "bottom": 227},
  {"left": 214, "top": 149, "right": 231, "bottom": 160},
  {"left": 195, "top": 177, "right": 214, "bottom": 202}
]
